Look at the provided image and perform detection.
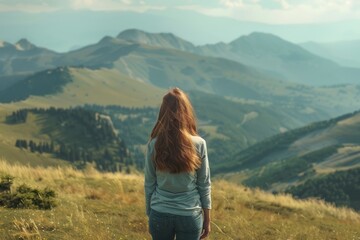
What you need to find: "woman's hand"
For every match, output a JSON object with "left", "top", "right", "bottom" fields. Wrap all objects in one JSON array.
[
  {"left": 200, "top": 220, "right": 210, "bottom": 239},
  {"left": 200, "top": 209, "right": 211, "bottom": 239}
]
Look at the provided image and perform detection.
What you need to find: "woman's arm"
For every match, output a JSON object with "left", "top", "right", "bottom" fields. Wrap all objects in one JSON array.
[
  {"left": 197, "top": 139, "right": 212, "bottom": 239},
  {"left": 144, "top": 141, "right": 156, "bottom": 216},
  {"left": 196, "top": 139, "right": 211, "bottom": 210}
]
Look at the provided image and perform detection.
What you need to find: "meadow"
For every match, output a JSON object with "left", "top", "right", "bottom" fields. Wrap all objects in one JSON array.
[{"left": 0, "top": 159, "right": 359, "bottom": 240}]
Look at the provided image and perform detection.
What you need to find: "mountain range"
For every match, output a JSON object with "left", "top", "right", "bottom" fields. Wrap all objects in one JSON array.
[
  {"left": 1, "top": 29, "right": 360, "bottom": 210},
  {"left": 2, "top": 9, "right": 360, "bottom": 52},
  {"left": 2, "top": 29, "right": 360, "bottom": 87}
]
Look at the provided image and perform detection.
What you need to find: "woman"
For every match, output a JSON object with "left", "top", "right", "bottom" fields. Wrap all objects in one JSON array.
[{"left": 144, "top": 88, "right": 211, "bottom": 240}]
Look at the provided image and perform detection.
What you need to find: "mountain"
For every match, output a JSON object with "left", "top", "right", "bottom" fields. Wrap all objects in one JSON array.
[
  {"left": 1, "top": 31, "right": 360, "bottom": 144},
  {"left": 215, "top": 110, "right": 360, "bottom": 209},
  {"left": 206, "top": 32, "right": 360, "bottom": 86},
  {"left": 2, "top": 10, "right": 360, "bottom": 52},
  {"left": 0, "top": 38, "right": 58, "bottom": 62},
  {"left": 0, "top": 65, "right": 328, "bottom": 163},
  {"left": 117, "top": 29, "right": 197, "bottom": 52},
  {"left": 49, "top": 35, "right": 309, "bottom": 101},
  {"left": 301, "top": 40, "right": 360, "bottom": 68},
  {"left": 57, "top": 34, "right": 360, "bottom": 115},
  {"left": 5, "top": 30, "right": 360, "bottom": 88},
  {"left": 0, "top": 30, "right": 360, "bottom": 134},
  {"left": 113, "top": 30, "right": 360, "bottom": 86},
  {"left": 0, "top": 38, "right": 59, "bottom": 89}
]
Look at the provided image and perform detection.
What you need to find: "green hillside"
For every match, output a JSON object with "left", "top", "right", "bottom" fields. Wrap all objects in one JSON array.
[
  {"left": 0, "top": 160, "right": 359, "bottom": 240},
  {"left": 0, "top": 67, "right": 165, "bottom": 108},
  {"left": 287, "top": 167, "right": 360, "bottom": 210},
  {"left": 0, "top": 107, "right": 135, "bottom": 172},
  {"left": 216, "top": 110, "right": 360, "bottom": 210},
  {"left": 83, "top": 89, "right": 332, "bottom": 166}
]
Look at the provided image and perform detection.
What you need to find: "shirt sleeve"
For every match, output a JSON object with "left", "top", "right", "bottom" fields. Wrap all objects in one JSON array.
[
  {"left": 144, "top": 140, "right": 157, "bottom": 216},
  {"left": 196, "top": 139, "right": 212, "bottom": 209}
]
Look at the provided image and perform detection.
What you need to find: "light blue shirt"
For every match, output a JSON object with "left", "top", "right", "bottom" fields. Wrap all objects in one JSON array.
[{"left": 144, "top": 135, "right": 211, "bottom": 216}]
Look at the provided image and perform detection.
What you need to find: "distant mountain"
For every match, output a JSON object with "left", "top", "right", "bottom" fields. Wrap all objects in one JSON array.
[
  {"left": 0, "top": 38, "right": 59, "bottom": 88},
  {"left": 197, "top": 32, "right": 360, "bottom": 86},
  {"left": 2, "top": 9, "right": 360, "bottom": 52},
  {"left": 114, "top": 30, "right": 360, "bottom": 86},
  {"left": 55, "top": 34, "right": 295, "bottom": 100},
  {"left": 3, "top": 30, "right": 360, "bottom": 90},
  {"left": 301, "top": 40, "right": 360, "bottom": 68}
]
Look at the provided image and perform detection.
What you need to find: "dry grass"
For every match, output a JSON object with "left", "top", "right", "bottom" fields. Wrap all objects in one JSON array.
[{"left": 1, "top": 159, "right": 360, "bottom": 240}]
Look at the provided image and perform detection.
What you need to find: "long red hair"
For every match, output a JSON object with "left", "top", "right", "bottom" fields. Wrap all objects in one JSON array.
[{"left": 150, "top": 88, "right": 201, "bottom": 173}]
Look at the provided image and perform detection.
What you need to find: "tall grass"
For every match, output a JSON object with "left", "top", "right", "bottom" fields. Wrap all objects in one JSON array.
[{"left": 1, "top": 159, "right": 360, "bottom": 239}]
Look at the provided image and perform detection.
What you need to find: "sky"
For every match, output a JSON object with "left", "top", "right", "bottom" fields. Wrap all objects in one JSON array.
[
  {"left": 0, "top": 0, "right": 359, "bottom": 52},
  {"left": 0, "top": 0, "right": 359, "bottom": 24}
]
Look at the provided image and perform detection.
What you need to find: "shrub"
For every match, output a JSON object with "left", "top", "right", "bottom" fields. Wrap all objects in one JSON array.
[{"left": 0, "top": 175, "right": 56, "bottom": 210}]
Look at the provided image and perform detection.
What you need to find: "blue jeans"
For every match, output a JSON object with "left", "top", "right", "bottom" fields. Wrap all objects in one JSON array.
[{"left": 149, "top": 209, "right": 203, "bottom": 240}]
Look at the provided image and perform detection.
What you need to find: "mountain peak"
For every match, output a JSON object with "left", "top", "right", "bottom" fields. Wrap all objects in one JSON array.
[
  {"left": 116, "top": 28, "right": 196, "bottom": 51},
  {"left": 0, "top": 40, "right": 4, "bottom": 48},
  {"left": 99, "top": 36, "right": 116, "bottom": 44},
  {"left": 117, "top": 29, "right": 148, "bottom": 39},
  {"left": 232, "top": 32, "right": 287, "bottom": 44},
  {"left": 116, "top": 29, "right": 178, "bottom": 43},
  {"left": 15, "top": 38, "right": 36, "bottom": 51},
  {"left": 0, "top": 40, "right": 11, "bottom": 48},
  {"left": 229, "top": 31, "right": 301, "bottom": 53}
]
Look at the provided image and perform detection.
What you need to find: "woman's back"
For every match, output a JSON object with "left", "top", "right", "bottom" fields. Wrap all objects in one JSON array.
[{"left": 145, "top": 135, "right": 211, "bottom": 216}]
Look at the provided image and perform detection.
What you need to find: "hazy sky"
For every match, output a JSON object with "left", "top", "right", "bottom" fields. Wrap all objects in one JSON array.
[
  {"left": 1, "top": 0, "right": 359, "bottom": 52},
  {"left": 0, "top": 0, "right": 359, "bottom": 24}
]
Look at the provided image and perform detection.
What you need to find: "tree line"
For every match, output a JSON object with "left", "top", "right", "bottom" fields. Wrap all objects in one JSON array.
[
  {"left": 9, "top": 107, "right": 136, "bottom": 172},
  {"left": 286, "top": 167, "right": 360, "bottom": 211}
]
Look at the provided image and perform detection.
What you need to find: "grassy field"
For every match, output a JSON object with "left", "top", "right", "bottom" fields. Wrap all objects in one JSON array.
[
  {"left": 0, "top": 68, "right": 165, "bottom": 111},
  {"left": 0, "top": 159, "right": 359, "bottom": 240}
]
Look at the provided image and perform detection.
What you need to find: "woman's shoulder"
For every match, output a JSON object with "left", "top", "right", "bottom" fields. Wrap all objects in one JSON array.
[
  {"left": 190, "top": 135, "right": 206, "bottom": 145},
  {"left": 148, "top": 135, "right": 206, "bottom": 146}
]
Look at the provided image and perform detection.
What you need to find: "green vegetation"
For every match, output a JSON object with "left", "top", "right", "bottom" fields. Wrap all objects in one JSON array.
[
  {"left": 6, "top": 108, "right": 133, "bottom": 172},
  {"left": 0, "top": 175, "right": 56, "bottom": 210},
  {"left": 83, "top": 89, "right": 310, "bottom": 166},
  {"left": 244, "top": 145, "right": 341, "bottom": 189},
  {"left": 215, "top": 110, "right": 360, "bottom": 174},
  {"left": 215, "top": 109, "right": 360, "bottom": 213},
  {"left": 6, "top": 109, "right": 28, "bottom": 124},
  {"left": 287, "top": 167, "right": 360, "bottom": 211},
  {"left": 0, "top": 67, "right": 72, "bottom": 103}
]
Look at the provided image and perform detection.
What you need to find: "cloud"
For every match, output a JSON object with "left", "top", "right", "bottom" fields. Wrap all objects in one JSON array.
[
  {"left": 0, "top": 0, "right": 59, "bottom": 12},
  {"left": 183, "top": 0, "right": 360, "bottom": 24},
  {"left": 0, "top": 0, "right": 359, "bottom": 24},
  {"left": 219, "top": 0, "right": 244, "bottom": 8},
  {"left": 0, "top": 0, "right": 164, "bottom": 12}
]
